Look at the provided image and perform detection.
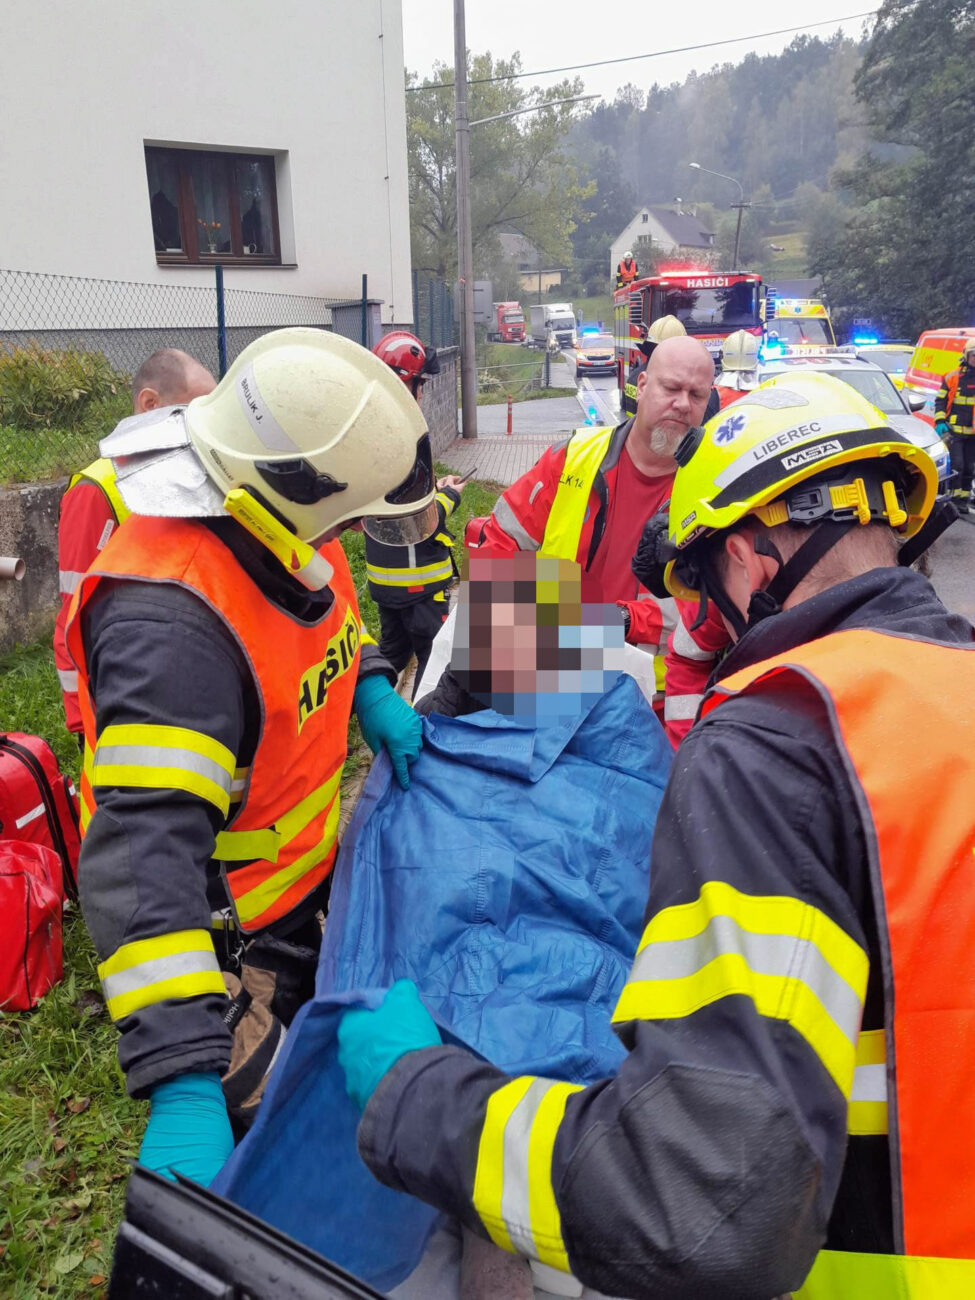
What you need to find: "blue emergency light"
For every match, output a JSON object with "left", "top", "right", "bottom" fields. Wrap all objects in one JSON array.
[
  {"left": 760, "top": 338, "right": 788, "bottom": 360},
  {"left": 852, "top": 335, "right": 879, "bottom": 346}
]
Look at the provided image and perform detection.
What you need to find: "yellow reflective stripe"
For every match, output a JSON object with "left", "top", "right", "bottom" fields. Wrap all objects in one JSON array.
[
  {"left": 97, "top": 929, "right": 225, "bottom": 1021},
  {"left": 80, "top": 798, "right": 92, "bottom": 831},
  {"left": 472, "top": 1076, "right": 582, "bottom": 1273},
  {"left": 71, "top": 457, "right": 130, "bottom": 524},
  {"left": 473, "top": 1076, "right": 534, "bottom": 1254},
  {"left": 613, "top": 881, "right": 868, "bottom": 1095},
  {"left": 435, "top": 491, "right": 454, "bottom": 513},
  {"left": 848, "top": 1028, "right": 887, "bottom": 1136},
  {"left": 540, "top": 425, "right": 613, "bottom": 560},
  {"left": 365, "top": 559, "right": 454, "bottom": 586},
  {"left": 215, "top": 768, "right": 343, "bottom": 864},
  {"left": 228, "top": 766, "right": 249, "bottom": 806},
  {"left": 93, "top": 723, "right": 236, "bottom": 815},
  {"left": 233, "top": 781, "right": 341, "bottom": 925},
  {"left": 797, "top": 1248, "right": 975, "bottom": 1298},
  {"left": 360, "top": 625, "right": 377, "bottom": 647},
  {"left": 434, "top": 532, "right": 454, "bottom": 548}
]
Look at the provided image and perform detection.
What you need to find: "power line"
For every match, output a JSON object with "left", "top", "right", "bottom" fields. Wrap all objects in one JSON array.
[{"left": 406, "top": 11, "right": 878, "bottom": 93}]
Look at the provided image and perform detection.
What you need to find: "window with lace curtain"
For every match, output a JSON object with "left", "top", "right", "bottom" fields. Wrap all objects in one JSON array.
[{"left": 145, "top": 146, "right": 281, "bottom": 265}]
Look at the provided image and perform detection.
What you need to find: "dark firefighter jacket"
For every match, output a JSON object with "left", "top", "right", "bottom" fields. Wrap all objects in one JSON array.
[
  {"left": 365, "top": 486, "right": 460, "bottom": 607},
  {"left": 354, "top": 565, "right": 973, "bottom": 1300},
  {"left": 935, "top": 364, "right": 975, "bottom": 432},
  {"left": 74, "top": 518, "right": 395, "bottom": 1097}
]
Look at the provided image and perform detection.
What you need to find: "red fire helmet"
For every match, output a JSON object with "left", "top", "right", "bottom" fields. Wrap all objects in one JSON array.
[{"left": 372, "top": 331, "right": 440, "bottom": 390}]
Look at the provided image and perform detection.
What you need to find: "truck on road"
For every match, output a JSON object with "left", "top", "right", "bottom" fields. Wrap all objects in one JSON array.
[
  {"left": 530, "top": 302, "right": 576, "bottom": 350},
  {"left": 487, "top": 301, "right": 526, "bottom": 343}
]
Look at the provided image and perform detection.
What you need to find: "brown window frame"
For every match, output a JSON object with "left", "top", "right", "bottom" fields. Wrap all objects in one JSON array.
[{"left": 146, "top": 146, "right": 282, "bottom": 267}]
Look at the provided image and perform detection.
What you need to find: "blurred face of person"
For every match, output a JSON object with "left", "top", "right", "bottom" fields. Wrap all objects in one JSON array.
[{"left": 634, "top": 337, "right": 713, "bottom": 460}]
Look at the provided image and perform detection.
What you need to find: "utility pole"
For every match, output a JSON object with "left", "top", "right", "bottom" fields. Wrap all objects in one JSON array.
[
  {"left": 730, "top": 203, "right": 750, "bottom": 272},
  {"left": 453, "top": 0, "right": 477, "bottom": 439},
  {"left": 689, "top": 162, "right": 749, "bottom": 271}
]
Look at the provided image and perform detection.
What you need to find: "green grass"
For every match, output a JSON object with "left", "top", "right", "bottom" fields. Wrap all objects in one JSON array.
[
  {"left": 475, "top": 343, "right": 546, "bottom": 403},
  {"left": 572, "top": 294, "right": 614, "bottom": 329},
  {"left": 0, "top": 475, "right": 502, "bottom": 1296},
  {"left": 762, "top": 230, "right": 810, "bottom": 282},
  {"left": 0, "top": 394, "right": 132, "bottom": 487}
]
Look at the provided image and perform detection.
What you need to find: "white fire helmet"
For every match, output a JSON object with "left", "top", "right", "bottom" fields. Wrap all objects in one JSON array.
[
  {"left": 721, "top": 329, "right": 760, "bottom": 372},
  {"left": 646, "top": 315, "right": 686, "bottom": 344},
  {"left": 185, "top": 328, "right": 438, "bottom": 546}
]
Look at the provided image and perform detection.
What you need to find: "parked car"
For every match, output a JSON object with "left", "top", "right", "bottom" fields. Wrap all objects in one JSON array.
[
  {"left": 757, "top": 352, "right": 950, "bottom": 491},
  {"left": 853, "top": 342, "right": 914, "bottom": 389}
]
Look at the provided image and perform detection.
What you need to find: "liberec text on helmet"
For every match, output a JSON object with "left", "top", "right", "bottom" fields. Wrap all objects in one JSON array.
[{"left": 714, "top": 413, "right": 860, "bottom": 490}]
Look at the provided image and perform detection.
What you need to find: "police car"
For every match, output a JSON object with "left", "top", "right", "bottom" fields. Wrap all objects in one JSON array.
[{"left": 757, "top": 350, "right": 950, "bottom": 490}]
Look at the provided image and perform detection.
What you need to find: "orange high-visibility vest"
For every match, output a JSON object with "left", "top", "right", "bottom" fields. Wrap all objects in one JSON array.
[
  {"left": 66, "top": 515, "right": 362, "bottom": 933},
  {"left": 617, "top": 259, "right": 637, "bottom": 286},
  {"left": 702, "top": 627, "right": 975, "bottom": 1295}
]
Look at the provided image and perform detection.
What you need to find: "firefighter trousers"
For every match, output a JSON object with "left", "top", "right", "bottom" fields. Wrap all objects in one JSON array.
[
  {"left": 949, "top": 432, "right": 975, "bottom": 495},
  {"left": 377, "top": 595, "right": 450, "bottom": 699}
]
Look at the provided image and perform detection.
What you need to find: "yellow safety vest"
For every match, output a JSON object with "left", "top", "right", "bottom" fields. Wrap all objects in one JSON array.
[{"left": 69, "top": 457, "right": 130, "bottom": 526}]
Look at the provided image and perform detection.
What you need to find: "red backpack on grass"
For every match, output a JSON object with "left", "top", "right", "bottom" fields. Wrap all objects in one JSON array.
[{"left": 0, "top": 841, "right": 64, "bottom": 1011}]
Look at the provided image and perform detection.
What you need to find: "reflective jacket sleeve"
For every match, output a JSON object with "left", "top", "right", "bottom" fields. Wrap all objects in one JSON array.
[
  {"left": 79, "top": 580, "right": 247, "bottom": 1096},
  {"left": 479, "top": 442, "right": 569, "bottom": 553},
  {"left": 934, "top": 375, "right": 953, "bottom": 423},
  {"left": 663, "top": 599, "right": 730, "bottom": 746},
  {"left": 356, "top": 689, "right": 869, "bottom": 1299},
  {"left": 54, "top": 481, "right": 119, "bottom": 732}
]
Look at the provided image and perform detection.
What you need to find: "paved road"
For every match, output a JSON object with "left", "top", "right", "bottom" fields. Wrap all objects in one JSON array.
[{"left": 929, "top": 514, "right": 975, "bottom": 621}]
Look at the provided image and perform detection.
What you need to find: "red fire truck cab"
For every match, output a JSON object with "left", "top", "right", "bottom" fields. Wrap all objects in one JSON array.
[{"left": 614, "top": 269, "right": 763, "bottom": 399}]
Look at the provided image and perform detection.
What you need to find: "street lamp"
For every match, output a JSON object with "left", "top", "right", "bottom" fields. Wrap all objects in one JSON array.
[
  {"left": 688, "top": 162, "right": 750, "bottom": 271},
  {"left": 453, "top": 0, "right": 593, "bottom": 438}
]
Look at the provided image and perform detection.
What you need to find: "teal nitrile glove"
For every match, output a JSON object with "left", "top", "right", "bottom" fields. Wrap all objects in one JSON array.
[
  {"left": 935, "top": 419, "right": 951, "bottom": 438},
  {"left": 138, "top": 1071, "right": 234, "bottom": 1187},
  {"left": 354, "top": 675, "right": 423, "bottom": 790},
  {"left": 338, "top": 979, "right": 442, "bottom": 1110}
]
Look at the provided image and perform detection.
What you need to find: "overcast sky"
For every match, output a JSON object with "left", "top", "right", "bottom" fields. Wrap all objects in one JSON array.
[{"left": 401, "top": 1, "right": 878, "bottom": 102}]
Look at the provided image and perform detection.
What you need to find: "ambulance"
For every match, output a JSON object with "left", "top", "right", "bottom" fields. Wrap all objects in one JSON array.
[{"left": 903, "top": 327, "right": 975, "bottom": 424}]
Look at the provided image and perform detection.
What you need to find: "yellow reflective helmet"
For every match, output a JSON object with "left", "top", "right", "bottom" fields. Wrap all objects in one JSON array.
[{"left": 664, "top": 371, "right": 939, "bottom": 602}]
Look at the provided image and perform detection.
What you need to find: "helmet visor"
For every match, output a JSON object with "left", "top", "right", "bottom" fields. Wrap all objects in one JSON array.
[
  {"left": 361, "top": 434, "right": 438, "bottom": 544},
  {"left": 362, "top": 498, "right": 440, "bottom": 545}
]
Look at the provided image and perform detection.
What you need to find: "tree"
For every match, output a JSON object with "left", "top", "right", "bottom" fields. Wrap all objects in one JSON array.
[
  {"left": 813, "top": 1, "right": 975, "bottom": 336},
  {"left": 406, "top": 52, "right": 591, "bottom": 282}
]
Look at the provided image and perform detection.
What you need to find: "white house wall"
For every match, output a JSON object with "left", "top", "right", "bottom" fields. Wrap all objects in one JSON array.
[{"left": 0, "top": 0, "right": 412, "bottom": 326}]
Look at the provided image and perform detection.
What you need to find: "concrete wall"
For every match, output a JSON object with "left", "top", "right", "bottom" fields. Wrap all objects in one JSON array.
[
  {"left": 422, "top": 348, "right": 459, "bottom": 458},
  {"left": 1, "top": 0, "right": 413, "bottom": 324},
  {"left": 0, "top": 480, "right": 63, "bottom": 656}
]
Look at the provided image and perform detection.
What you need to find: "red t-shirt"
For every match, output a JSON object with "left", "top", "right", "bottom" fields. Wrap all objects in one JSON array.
[{"left": 581, "top": 446, "right": 673, "bottom": 604}]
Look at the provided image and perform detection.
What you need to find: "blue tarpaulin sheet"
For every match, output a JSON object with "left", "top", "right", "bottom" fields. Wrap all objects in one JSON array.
[{"left": 216, "top": 674, "right": 671, "bottom": 1290}]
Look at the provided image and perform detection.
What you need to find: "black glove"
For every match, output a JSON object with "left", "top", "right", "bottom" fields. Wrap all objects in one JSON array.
[{"left": 631, "top": 509, "right": 676, "bottom": 599}]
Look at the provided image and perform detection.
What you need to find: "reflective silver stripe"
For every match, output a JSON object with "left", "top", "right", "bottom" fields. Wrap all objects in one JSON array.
[
  {"left": 850, "top": 1063, "right": 886, "bottom": 1103},
  {"left": 57, "top": 668, "right": 79, "bottom": 691},
  {"left": 498, "top": 1078, "right": 551, "bottom": 1257},
  {"left": 492, "top": 496, "right": 539, "bottom": 551},
  {"left": 59, "top": 570, "right": 85, "bottom": 594},
  {"left": 672, "top": 619, "right": 717, "bottom": 662},
  {"left": 100, "top": 947, "right": 221, "bottom": 1003},
  {"left": 628, "top": 914, "right": 863, "bottom": 1050},
  {"left": 92, "top": 743, "right": 233, "bottom": 797},
  {"left": 664, "top": 692, "right": 704, "bottom": 721},
  {"left": 15, "top": 802, "right": 45, "bottom": 829},
  {"left": 527, "top": 481, "right": 545, "bottom": 507}
]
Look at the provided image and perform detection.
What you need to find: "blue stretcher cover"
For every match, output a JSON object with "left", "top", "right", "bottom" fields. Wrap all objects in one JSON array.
[{"left": 215, "top": 674, "right": 671, "bottom": 1290}]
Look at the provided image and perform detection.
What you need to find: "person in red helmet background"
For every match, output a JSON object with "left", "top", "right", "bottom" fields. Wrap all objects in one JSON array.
[{"left": 368, "top": 332, "right": 467, "bottom": 694}]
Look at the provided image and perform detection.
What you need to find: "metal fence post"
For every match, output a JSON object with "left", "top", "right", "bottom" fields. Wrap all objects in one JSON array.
[
  {"left": 544, "top": 349, "right": 550, "bottom": 389},
  {"left": 215, "top": 265, "right": 227, "bottom": 378},
  {"left": 360, "top": 274, "right": 368, "bottom": 347}
]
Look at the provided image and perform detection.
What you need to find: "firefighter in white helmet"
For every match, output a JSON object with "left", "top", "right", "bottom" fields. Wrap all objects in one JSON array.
[
  {"left": 715, "top": 328, "right": 762, "bottom": 409},
  {"left": 65, "top": 328, "right": 438, "bottom": 1184}
]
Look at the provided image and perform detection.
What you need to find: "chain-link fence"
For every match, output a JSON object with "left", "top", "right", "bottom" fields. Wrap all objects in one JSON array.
[
  {"left": 412, "top": 271, "right": 455, "bottom": 351},
  {"left": 0, "top": 267, "right": 376, "bottom": 484}
]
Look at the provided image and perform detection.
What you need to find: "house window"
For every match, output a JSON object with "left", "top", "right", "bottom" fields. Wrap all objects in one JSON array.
[
  {"left": 145, "top": 146, "right": 281, "bottom": 265},
  {"left": 641, "top": 212, "right": 649, "bottom": 223}
]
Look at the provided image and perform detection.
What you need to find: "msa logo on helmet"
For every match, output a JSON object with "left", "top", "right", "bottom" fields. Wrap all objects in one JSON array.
[
  {"left": 297, "top": 606, "right": 360, "bottom": 733},
  {"left": 714, "top": 413, "right": 747, "bottom": 444},
  {"left": 781, "top": 440, "right": 843, "bottom": 471}
]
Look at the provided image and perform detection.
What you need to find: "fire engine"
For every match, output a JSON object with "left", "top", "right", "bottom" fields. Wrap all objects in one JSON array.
[{"left": 614, "top": 267, "right": 763, "bottom": 402}]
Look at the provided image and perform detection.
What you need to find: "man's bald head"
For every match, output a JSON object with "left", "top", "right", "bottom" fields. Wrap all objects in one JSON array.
[
  {"left": 634, "top": 335, "right": 714, "bottom": 460},
  {"left": 131, "top": 349, "right": 216, "bottom": 413}
]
